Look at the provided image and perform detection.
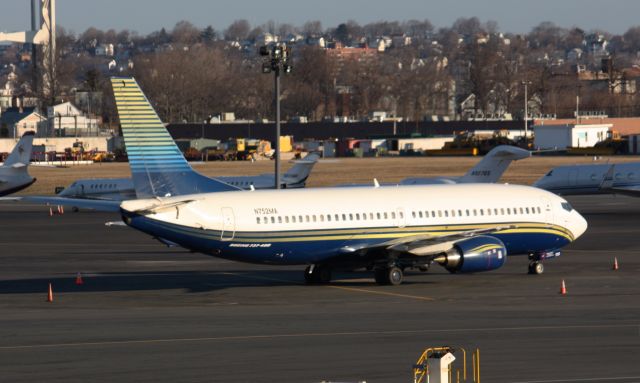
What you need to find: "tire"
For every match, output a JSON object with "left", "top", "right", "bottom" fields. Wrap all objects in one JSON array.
[
  {"left": 304, "top": 266, "right": 314, "bottom": 284},
  {"left": 387, "top": 266, "right": 403, "bottom": 286},
  {"left": 533, "top": 262, "right": 544, "bottom": 275},
  {"left": 374, "top": 268, "right": 389, "bottom": 285},
  {"left": 304, "top": 265, "right": 332, "bottom": 284},
  {"left": 317, "top": 266, "right": 332, "bottom": 284}
]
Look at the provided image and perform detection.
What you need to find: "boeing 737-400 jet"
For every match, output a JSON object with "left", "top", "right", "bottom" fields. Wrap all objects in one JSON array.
[
  {"left": 110, "top": 77, "right": 587, "bottom": 284},
  {"left": 534, "top": 162, "right": 640, "bottom": 197},
  {"left": 0, "top": 132, "right": 36, "bottom": 196}
]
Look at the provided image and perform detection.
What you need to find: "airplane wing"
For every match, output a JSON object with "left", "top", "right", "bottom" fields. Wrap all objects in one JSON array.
[
  {"left": 342, "top": 224, "right": 517, "bottom": 257},
  {"left": 16, "top": 196, "right": 122, "bottom": 212},
  {"left": 606, "top": 185, "right": 640, "bottom": 197}
]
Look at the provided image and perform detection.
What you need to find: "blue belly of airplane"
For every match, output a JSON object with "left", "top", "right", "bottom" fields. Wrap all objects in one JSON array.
[{"left": 123, "top": 212, "right": 571, "bottom": 265}]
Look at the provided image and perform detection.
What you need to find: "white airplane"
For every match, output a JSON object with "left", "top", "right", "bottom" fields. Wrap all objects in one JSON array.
[
  {"left": 111, "top": 77, "right": 587, "bottom": 284},
  {"left": 51, "top": 152, "right": 320, "bottom": 203},
  {"left": 0, "top": 131, "right": 36, "bottom": 196},
  {"left": 399, "top": 145, "right": 531, "bottom": 185},
  {"left": 534, "top": 162, "right": 640, "bottom": 197}
]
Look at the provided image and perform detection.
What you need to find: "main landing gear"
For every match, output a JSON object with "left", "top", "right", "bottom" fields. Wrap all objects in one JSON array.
[
  {"left": 304, "top": 264, "right": 332, "bottom": 284},
  {"left": 528, "top": 261, "right": 544, "bottom": 275},
  {"left": 374, "top": 265, "right": 404, "bottom": 286},
  {"left": 528, "top": 253, "right": 545, "bottom": 275}
]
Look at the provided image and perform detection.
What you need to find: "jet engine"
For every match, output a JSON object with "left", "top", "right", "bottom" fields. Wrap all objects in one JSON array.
[{"left": 434, "top": 236, "right": 507, "bottom": 273}]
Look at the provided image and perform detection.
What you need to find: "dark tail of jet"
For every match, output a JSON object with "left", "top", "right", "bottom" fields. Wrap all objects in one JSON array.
[
  {"left": 4, "top": 131, "right": 35, "bottom": 168},
  {"left": 111, "top": 77, "right": 238, "bottom": 198}
]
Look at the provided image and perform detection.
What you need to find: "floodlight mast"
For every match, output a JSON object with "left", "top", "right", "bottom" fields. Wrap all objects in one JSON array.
[{"left": 260, "top": 43, "right": 292, "bottom": 189}]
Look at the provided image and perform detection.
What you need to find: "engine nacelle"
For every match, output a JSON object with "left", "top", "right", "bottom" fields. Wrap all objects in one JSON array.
[{"left": 435, "top": 236, "right": 507, "bottom": 273}]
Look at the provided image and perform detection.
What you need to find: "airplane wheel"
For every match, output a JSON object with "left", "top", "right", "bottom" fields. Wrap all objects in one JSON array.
[
  {"left": 528, "top": 262, "right": 544, "bottom": 275},
  {"left": 304, "top": 266, "right": 314, "bottom": 284},
  {"left": 317, "top": 266, "right": 332, "bottom": 284},
  {"left": 304, "top": 265, "right": 332, "bottom": 284},
  {"left": 388, "top": 266, "right": 404, "bottom": 286},
  {"left": 375, "top": 266, "right": 403, "bottom": 286},
  {"left": 374, "top": 268, "right": 388, "bottom": 285}
]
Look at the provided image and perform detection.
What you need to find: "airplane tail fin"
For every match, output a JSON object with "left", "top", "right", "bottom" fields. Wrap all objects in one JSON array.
[
  {"left": 4, "top": 131, "right": 35, "bottom": 168},
  {"left": 111, "top": 77, "right": 238, "bottom": 198},
  {"left": 458, "top": 145, "right": 530, "bottom": 183},
  {"left": 282, "top": 152, "right": 320, "bottom": 187}
]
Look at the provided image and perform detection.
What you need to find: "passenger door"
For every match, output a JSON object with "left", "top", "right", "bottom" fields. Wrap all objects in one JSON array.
[
  {"left": 540, "top": 197, "right": 553, "bottom": 225},
  {"left": 220, "top": 207, "right": 235, "bottom": 241}
]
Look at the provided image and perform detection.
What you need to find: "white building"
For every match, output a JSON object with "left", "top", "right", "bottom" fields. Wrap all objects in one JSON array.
[
  {"left": 47, "top": 102, "right": 101, "bottom": 137},
  {"left": 533, "top": 123, "right": 612, "bottom": 150}
]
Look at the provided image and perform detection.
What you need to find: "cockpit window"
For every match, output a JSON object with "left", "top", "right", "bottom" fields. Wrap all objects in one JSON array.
[
  {"left": 561, "top": 202, "right": 573, "bottom": 212},
  {"left": 545, "top": 170, "right": 553, "bottom": 177}
]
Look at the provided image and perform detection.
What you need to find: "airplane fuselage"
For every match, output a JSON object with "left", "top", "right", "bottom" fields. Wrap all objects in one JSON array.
[
  {"left": 121, "top": 184, "right": 587, "bottom": 266},
  {"left": 534, "top": 162, "right": 640, "bottom": 195}
]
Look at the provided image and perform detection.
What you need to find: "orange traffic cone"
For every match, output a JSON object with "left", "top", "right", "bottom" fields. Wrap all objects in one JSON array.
[
  {"left": 613, "top": 257, "right": 619, "bottom": 271},
  {"left": 559, "top": 279, "right": 567, "bottom": 295},
  {"left": 75, "top": 272, "right": 83, "bottom": 285},
  {"left": 46, "top": 283, "right": 53, "bottom": 302}
]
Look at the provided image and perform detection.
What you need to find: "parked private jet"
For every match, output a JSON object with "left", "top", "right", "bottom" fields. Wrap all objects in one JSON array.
[
  {"left": 0, "top": 132, "right": 36, "bottom": 196},
  {"left": 534, "top": 162, "right": 640, "bottom": 197},
  {"left": 399, "top": 145, "right": 530, "bottom": 185},
  {"left": 51, "top": 152, "right": 319, "bottom": 203},
  {"left": 111, "top": 77, "right": 587, "bottom": 284}
]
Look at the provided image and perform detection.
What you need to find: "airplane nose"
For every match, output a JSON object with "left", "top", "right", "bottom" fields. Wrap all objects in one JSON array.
[{"left": 571, "top": 211, "right": 588, "bottom": 240}]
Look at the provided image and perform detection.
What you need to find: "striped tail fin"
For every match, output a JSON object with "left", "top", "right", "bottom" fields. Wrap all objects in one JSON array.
[{"left": 111, "top": 77, "right": 238, "bottom": 198}]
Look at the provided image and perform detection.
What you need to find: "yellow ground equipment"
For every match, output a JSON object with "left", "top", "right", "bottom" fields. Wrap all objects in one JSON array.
[{"left": 413, "top": 346, "right": 480, "bottom": 383}]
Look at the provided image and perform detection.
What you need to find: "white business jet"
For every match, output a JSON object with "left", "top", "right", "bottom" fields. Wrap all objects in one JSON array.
[{"left": 534, "top": 162, "right": 640, "bottom": 197}]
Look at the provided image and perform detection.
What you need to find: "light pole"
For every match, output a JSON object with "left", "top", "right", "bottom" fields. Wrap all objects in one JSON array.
[
  {"left": 259, "top": 43, "right": 292, "bottom": 189},
  {"left": 522, "top": 80, "right": 532, "bottom": 146}
]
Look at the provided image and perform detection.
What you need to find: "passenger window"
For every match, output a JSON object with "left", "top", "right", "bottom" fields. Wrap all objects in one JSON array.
[
  {"left": 526, "top": 207, "right": 530, "bottom": 214},
  {"left": 444, "top": 210, "right": 449, "bottom": 217},
  {"left": 466, "top": 209, "right": 470, "bottom": 216},
  {"left": 356, "top": 213, "right": 360, "bottom": 220},
  {"left": 327, "top": 215, "right": 331, "bottom": 222},
  {"left": 362, "top": 213, "right": 367, "bottom": 220},
  {"left": 285, "top": 216, "right": 290, "bottom": 223},
  {"left": 399, "top": 211, "right": 403, "bottom": 218},
  {"left": 292, "top": 216, "right": 297, "bottom": 223},
  {"left": 271, "top": 216, "right": 275, "bottom": 223},
  {"left": 299, "top": 215, "right": 303, "bottom": 222},
  {"left": 412, "top": 211, "right": 416, "bottom": 218},
  {"left": 458, "top": 210, "right": 463, "bottom": 217},
  {"left": 306, "top": 215, "right": 310, "bottom": 222},
  {"left": 473, "top": 209, "right": 477, "bottom": 216},
  {"left": 256, "top": 217, "right": 260, "bottom": 224},
  {"left": 383, "top": 212, "right": 388, "bottom": 219},
  {"left": 312, "top": 215, "right": 317, "bottom": 222},
  {"left": 418, "top": 211, "right": 423, "bottom": 218},
  {"left": 377, "top": 213, "right": 381, "bottom": 219},
  {"left": 278, "top": 216, "right": 282, "bottom": 223},
  {"left": 370, "top": 213, "right": 374, "bottom": 220},
  {"left": 335, "top": 214, "right": 339, "bottom": 221},
  {"left": 480, "top": 209, "right": 484, "bottom": 216},
  {"left": 486, "top": 209, "right": 491, "bottom": 216},
  {"left": 507, "top": 208, "right": 511, "bottom": 214},
  {"left": 520, "top": 207, "right": 524, "bottom": 214},
  {"left": 349, "top": 214, "right": 353, "bottom": 221},
  {"left": 391, "top": 212, "right": 396, "bottom": 219}
]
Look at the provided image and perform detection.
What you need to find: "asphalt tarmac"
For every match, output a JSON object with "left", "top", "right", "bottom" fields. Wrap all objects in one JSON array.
[{"left": 0, "top": 195, "right": 639, "bottom": 382}]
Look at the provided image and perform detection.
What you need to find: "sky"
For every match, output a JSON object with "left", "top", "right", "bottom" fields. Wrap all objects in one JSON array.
[{"left": 1, "top": 0, "right": 639, "bottom": 36}]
